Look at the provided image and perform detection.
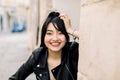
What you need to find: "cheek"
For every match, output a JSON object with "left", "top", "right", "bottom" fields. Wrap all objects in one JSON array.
[
  {"left": 61, "top": 35, "right": 66, "bottom": 41},
  {"left": 44, "top": 35, "right": 52, "bottom": 47},
  {"left": 44, "top": 35, "right": 48, "bottom": 45}
]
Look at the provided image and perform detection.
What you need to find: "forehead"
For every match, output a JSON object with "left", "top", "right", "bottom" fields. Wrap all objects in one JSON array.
[{"left": 47, "top": 23, "right": 57, "bottom": 30}]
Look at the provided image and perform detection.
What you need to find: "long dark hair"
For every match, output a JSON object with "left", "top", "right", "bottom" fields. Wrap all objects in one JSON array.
[{"left": 40, "top": 11, "right": 70, "bottom": 47}]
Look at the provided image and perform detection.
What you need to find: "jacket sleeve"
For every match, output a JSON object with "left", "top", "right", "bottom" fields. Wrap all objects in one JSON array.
[
  {"left": 69, "top": 41, "right": 79, "bottom": 71},
  {"left": 70, "top": 41, "right": 79, "bottom": 63},
  {"left": 8, "top": 47, "right": 44, "bottom": 80}
]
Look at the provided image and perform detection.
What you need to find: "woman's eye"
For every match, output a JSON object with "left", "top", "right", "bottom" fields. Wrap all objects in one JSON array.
[
  {"left": 46, "top": 32, "right": 52, "bottom": 35},
  {"left": 58, "top": 31, "right": 63, "bottom": 34}
]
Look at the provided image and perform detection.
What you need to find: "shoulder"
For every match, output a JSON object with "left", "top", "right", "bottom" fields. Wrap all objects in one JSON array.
[
  {"left": 68, "top": 41, "right": 79, "bottom": 48},
  {"left": 32, "top": 47, "right": 45, "bottom": 53},
  {"left": 32, "top": 47, "right": 47, "bottom": 60},
  {"left": 67, "top": 41, "right": 79, "bottom": 53}
]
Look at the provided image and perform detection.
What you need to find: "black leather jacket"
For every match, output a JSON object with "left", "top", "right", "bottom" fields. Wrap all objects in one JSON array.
[{"left": 9, "top": 41, "right": 79, "bottom": 80}]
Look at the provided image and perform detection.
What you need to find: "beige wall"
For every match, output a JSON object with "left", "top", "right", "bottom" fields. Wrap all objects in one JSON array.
[
  {"left": 78, "top": 0, "right": 120, "bottom": 80},
  {"left": 52, "top": 0, "right": 80, "bottom": 30}
]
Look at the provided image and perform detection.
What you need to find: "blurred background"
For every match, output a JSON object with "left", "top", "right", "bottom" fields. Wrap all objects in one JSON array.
[{"left": 1, "top": 0, "right": 120, "bottom": 80}]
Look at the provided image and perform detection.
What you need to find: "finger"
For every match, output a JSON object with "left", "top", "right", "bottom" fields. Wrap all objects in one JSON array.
[
  {"left": 60, "top": 16, "right": 69, "bottom": 21},
  {"left": 60, "top": 13, "right": 69, "bottom": 18},
  {"left": 59, "top": 15, "right": 66, "bottom": 19},
  {"left": 60, "top": 16, "right": 65, "bottom": 20},
  {"left": 59, "top": 13, "right": 66, "bottom": 17}
]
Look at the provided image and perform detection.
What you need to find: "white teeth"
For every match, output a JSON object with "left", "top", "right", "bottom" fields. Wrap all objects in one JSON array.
[{"left": 51, "top": 42, "right": 60, "bottom": 46}]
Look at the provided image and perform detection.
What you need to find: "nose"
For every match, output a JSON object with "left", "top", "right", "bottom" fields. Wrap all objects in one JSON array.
[{"left": 52, "top": 34, "right": 59, "bottom": 41}]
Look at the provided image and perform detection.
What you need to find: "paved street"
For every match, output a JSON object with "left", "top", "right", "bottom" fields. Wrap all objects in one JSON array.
[{"left": 0, "top": 32, "right": 35, "bottom": 80}]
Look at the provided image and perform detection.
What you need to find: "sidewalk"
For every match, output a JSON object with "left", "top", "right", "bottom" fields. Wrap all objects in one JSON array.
[{"left": 0, "top": 32, "right": 35, "bottom": 80}]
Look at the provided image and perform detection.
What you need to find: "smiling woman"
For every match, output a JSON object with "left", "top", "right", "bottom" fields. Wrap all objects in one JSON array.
[
  {"left": 44, "top": 23, "right": 66, "bottom": 53},
  {"left": 9, "top": 11, "right": 79, "bottom": 80}
]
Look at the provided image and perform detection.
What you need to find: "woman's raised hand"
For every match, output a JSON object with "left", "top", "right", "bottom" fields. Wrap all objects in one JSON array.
[{"left": 60, "top": 14, "right": 72, "bottom": 31}]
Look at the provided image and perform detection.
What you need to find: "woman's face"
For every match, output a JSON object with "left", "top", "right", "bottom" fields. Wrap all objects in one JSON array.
[{"left": 44, "top": 23, "right": 66, "bottom": 53}]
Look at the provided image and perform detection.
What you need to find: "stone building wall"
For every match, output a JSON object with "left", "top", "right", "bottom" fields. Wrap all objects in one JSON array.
[{"left": 78, "top": 0, "right": 120, "bottom": 80}]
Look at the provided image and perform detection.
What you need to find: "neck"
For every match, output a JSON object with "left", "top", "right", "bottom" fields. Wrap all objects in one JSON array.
[
  {"left": 47, "top": 50, "right": 62, "bottom": 69},
  {"left": 48, "top": 50, "right": 62, "bottom": 60},
  {"left": 47, "top": 50, "right": 61, "bottom": 80}
]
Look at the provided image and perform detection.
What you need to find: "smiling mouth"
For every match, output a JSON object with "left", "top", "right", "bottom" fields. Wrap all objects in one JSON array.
[{"left": 51, "top": 42, "right": 61, "bottom": 46}]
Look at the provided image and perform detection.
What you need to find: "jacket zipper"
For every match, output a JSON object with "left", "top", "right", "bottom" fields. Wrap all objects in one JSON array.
[
  {"left": 36, "top": 76, "right": 41, "bottom": 80},
  {"left": 65, "top": 64, "right": 74, "bottom": 80}
]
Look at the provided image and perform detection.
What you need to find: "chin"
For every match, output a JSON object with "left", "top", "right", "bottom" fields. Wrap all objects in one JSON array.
[{"left": 50, "top": 48, "right": 62, "bottom": 52}]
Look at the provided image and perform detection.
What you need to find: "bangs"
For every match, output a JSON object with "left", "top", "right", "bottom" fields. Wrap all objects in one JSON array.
[
  {"left": 51, "top": 17, "right": 70, "bottom": 42},
  {"left": 51, "top": 17, "right": 65, "bottom": 33}
]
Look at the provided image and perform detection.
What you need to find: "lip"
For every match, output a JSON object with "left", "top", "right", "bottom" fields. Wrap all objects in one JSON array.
[{"left": 50, "top": 42, "right": 61, "bottom": 47}]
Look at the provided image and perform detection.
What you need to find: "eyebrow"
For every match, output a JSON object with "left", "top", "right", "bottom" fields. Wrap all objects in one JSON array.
[{"left": 46, "top": 30, "right": 53, "bottom": 32}]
